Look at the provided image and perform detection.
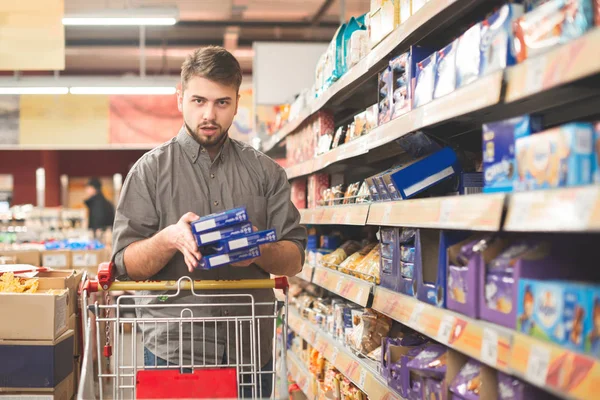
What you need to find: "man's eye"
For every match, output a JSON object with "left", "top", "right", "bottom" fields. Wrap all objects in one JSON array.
[
  {"left": 194, "top": 99, "right": 204, "bottom": 104},
  {"left": 219, "top": 101, "right": 228, "bottom": 106}
]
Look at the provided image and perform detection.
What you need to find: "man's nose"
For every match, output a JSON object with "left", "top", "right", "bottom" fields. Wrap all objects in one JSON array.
[{"left": 203, "top": 102, "right": 216, "bottom": 121}]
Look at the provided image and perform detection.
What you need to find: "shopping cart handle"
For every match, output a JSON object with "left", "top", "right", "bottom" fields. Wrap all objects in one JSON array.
[{"left": 97, "top": 261, "right": 115, "bottom": 290}]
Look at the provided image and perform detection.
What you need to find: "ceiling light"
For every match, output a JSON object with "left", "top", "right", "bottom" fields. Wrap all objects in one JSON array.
[
  {"left": 69, "top": 86, "right": 176, "bottom": 95},
  {"left": 0, "top": 87, "right": 69, "bottom": 95},
  {"left": 62, "top": 7, "right": 179, "bottom": 26}
]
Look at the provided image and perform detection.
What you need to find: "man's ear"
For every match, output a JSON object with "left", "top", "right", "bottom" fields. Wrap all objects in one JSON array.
[
  {"left": 177, "top": 89, "right": 183, "bottom": 113},
  {"left": 235, "top": 93, "right": 240, "bottom": 116}
]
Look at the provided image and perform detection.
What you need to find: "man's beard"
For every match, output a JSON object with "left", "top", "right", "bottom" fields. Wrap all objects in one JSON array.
[{"left": 184, "top": 120, "right": 229, "bottom": 149}]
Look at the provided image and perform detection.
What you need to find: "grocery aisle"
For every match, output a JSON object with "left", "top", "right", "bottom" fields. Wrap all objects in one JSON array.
[{"left": 272, "top": 1, "right": 600, "bottom": 400}]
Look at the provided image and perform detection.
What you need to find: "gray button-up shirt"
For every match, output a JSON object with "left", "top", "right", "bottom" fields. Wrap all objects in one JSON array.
[{"left": 112, "top": 127, "right": 306, "bottom": 367}]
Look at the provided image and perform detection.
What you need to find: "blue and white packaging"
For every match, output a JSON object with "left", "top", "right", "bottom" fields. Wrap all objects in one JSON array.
[
  {"left": 407, "top": 46, "right": 434, "bottom": 110},
  {"left": 191, "top": 207, "right": 249, "bottom": 234},
  {"left": 194, "top": 222, "right": 253, "bottom": 246},
  {"left": 434, "top": 40, "right": 457, "bottom": 99},
  {"left": 202, "top": 229, "right": 276, "bottom": 254},
  {"left": 197, "top": 245, "right": 261, "bottom": 270},
  {"left": 413, "top": 52, "right": 437, "bottom": 108},
  {"left": 389, "top": 147, "right": 461, "bottom": 199},
  {"left": 480, "top": 4, "right": 524, "bottom": 76},
  {"left": 456, "top": 23, "right": 482, "bottom": 88},
  {"left": 482, "top": 115, "right": 541, "bottom": 193}
]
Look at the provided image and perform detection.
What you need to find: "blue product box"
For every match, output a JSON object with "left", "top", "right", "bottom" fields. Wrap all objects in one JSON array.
[
  {"left": 203, "top": 229, "right": 277, "bottom": 255},
  {"left": 307, "top": 234, "right": 319, "bottom": 250},
  {"left": 379, "top": 66, "right": 394, "bottom": 125},
  {"left": 517, "top": 279, "right": 589, "bottom": 352},
  {"left": 375, "top": 174, "right": 392, "bottom": 201},
  {"left": 482, "top": 115, "right": 540, "bottom": 193},
  {"left": 434, "top": 40, "right": 458, "bottom": 99},
  {"left": 365, "top": 175, "right": 381, "bottom": 202},
  {"left": 514, "top": 122, "right": 594, "bottom": 191},
  {"left": 413, "top": 52, "right": 437, "bottom": 108},
  {"left": 408, "top": 46, "right": 434, "bottom": 110},
  {"left": 191, "top": 207, "right": 249, "bottom": 234},
  {"left": 321, "top": 235, "right": 341, "bottom": 250},
  {"left": 342, "top": 17, "right": 366, "bottom": 74},
  {"left": 459, "top": 172, "right": 484, "bottom": 195},
  {"left": 197, "top": 245, "right": 261, "bottom": 270},
  {"left": 389, "top": 147, "right": 461, "bottom": 199},
  {"left": 586, "top": 286, "right": 600, "bottom": 357},
  {"left": 480, "top": 4, "right": 524, "bottom": 76},
  {"left": 456, "top": 23, "right": 482, "bottom": 88},
  {"left": 194, "top": 222, "right": 253, "bottom": 246},
  {"left": 379, "top": 227, "right": 401, "bottom": 292},
  {"left": 0, "top": 330, "right": 74, "bottom": 388},
  {"left": 390, "top": 53, "right": 411, "bottom": 119}
]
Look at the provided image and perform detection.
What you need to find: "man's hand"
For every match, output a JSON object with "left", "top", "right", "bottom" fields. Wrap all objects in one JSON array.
[
  {"left": 230, "top": 226, "right": 259, "bottom": 267},
  {"left": 165, "top": 212, "right": 202, "bottom": 272}
]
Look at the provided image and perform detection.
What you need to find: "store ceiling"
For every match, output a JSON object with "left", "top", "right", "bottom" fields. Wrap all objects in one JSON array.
[{"left": 62, "top": 0, "right": 369, "bottom": 75}]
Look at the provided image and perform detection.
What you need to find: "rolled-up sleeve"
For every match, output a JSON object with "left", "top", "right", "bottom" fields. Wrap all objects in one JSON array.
[
  {"left": 265, "top": 162, "right": 307, "bottom": 264},
  {"left": 112, "top": 159, "right": 159, "bottom": 279}
]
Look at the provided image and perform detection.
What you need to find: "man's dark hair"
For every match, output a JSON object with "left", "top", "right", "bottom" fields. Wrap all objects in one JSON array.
[
  {"left": 87, "top": 177, "right": 102, "bottom": 191},
  {"left": 181, "top": 46, "right": 242, "bottom": 92}
]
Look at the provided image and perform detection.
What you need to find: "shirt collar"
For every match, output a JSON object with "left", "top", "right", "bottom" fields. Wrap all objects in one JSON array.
[{"left": 176, "top": 126, "right": 231, "bottom": 164}]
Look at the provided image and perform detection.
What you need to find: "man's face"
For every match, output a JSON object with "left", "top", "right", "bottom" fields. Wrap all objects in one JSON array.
[
  {"left": 85, "top": 185, "right": 96, "bottom": 198},
  {"left": 177, "top": 76, "right": 239, "bottom": 148}
]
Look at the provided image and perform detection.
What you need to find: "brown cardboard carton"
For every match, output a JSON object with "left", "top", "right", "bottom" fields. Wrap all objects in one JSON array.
[
  {"left": 0, "top": 289, "right": 68, "bottom": 340},
  {"left": 0, "top": 250, "right": 41, "bottom": 266},
  {"left": 67, "top": 313, "right": 81, "bottom": 357},
  {"left": 71, "top": 249, "right": 108, "bottom": 269},
  {"left": 41, "top": 251, "right": 71, "bottom": 269},
  {"left": 36, "top": 270, "right": 83, "bottom": 315},
  {"left": 0, "top": 373, "right": 74, "bottom": 400}
]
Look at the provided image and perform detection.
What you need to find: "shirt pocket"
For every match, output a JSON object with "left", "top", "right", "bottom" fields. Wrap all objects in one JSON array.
[{"left": 236, "top": 195, "right": 268, "bottom": 230}]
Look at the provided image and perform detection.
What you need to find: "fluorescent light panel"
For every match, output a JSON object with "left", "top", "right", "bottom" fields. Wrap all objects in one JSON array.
[
  {"left": 62, "top": 17, "right": 176, "bottom": 26},
  {"left": 69, "top": 86, "right": 176, "bottom": 95},
  {"left": 0, "top": 87, "right": 69, "bottom": 95}
]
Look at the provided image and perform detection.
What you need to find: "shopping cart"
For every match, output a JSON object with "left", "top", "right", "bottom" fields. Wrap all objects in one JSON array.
[{"left": 78, "top": 262, "right": 290, "bottom": 399}]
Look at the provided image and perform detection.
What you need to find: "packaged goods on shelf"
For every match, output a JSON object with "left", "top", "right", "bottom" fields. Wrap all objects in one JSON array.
[
  {"left": 400, "top": 0, "right": 411, "bottom": 24},
  {"left": 406, "top": 343, "right": 448, "bottom": 399},
  {"left": 369, "top": 0, "right": 400, "bottom": 48},
  {"left": 291, "top": 179, "right": 307, "bottom": 210},
  {"left": 332, "top": 126, "right": 348, "bottom": 149},
  {"left": 479, "top": 4, "right": 524, "bottom": 76},
  {"left": 338, "top": 242, "right": 377, "bottom": 274},
  {"left": 514, "top": 0, "right": 594, "bottom": 62},
  {"left": 381, "top": 333, "right": 428, "bottom": 395},
  {"left": 456, "top": 23, "right": 482, "bottom": 88},
  {"left": 407, "top": 46, "right": 433, "bottom": 111},
  {"left": 458, "top": 172, "right": 484, "bottom": 195},
  {"left": 378, "top": 66, "right": 394, "bottom": 125},
  {"left": 497, "top": 371, "right": 558, "bottom": 400},
  {"left": 390, "top": 53, "right": 411, "bottom": 119},
  {"left": 347, "top": 29, "right": 369, "bottom": 69},
  {"left": 413, "top": 52, "right": 437, "bottom": 107},
  {"left": 343, "top": 16, "right": 368, "bottom": 74},
  {"left": 449, "top": 359, "right": 482, "bottom": 399},
  {"left": 349, "top": 308, "right": 392, "bottom": 353},
  {"left": 514, "top": 122, "right": 595, "bottom": 191},
  {"left": 308, "top": 173, "right": 330, "bottom": 209},
  {"left": 517, "top": 278, "right": 596, "bottom": 354},
  {"left": 433, "top": 40, "right": 457, "bottom": 99},
  {"left": 482, "top": 115, "right": 542, "bottom": 193},
  {"left": 320, "top": 240, "right": 363, "bottom": 270}
]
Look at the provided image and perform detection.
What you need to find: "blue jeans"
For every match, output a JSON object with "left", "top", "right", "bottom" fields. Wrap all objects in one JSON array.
[{"left": 143, "top": 348, "right": 273, "bottom": 398}]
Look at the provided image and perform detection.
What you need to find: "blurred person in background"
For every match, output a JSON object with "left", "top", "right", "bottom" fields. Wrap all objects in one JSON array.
[{"left": 84, "top": 177, "right": 115, "bottom": 234}]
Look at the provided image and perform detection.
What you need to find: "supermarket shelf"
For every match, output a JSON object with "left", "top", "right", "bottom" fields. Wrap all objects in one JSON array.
[
  {"left": 510, "top": 333, "right": 600, "bottom": 400},
  {"left": 505, "top": 27, "right": 600, "bottom": 103},
  {"left": 288, "top": 309, "right": 405, "bottom": 400},
  {"left": 263, "top": 109, "right": 312, "bottom": 153},
  {"left": 312, "top": 265, "right": 373, "bottom": 307},
  {"left": 504, "top": 186, "right": 600, "bottom": 232},
  {"left": 372, "top": 286, "right": 513, "bottom": 373},
  {"left": 288, "top": 351, "right": 318, "bottom": 400},
  {"left": 299, "top": 204, "right": 370, "bottom": 225},
  {"left": 367, "top": 194, "right": 506, "bottom": 231},
  {"left": 298, "top": 263, "right": 315, "bottom": 283},
  {"left": 285, "top": 70, "right": 504, "bottom": 179}
]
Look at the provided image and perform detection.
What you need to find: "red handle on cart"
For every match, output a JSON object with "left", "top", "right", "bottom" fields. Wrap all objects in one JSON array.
[{"left": 81, "top": 262, "right": 289, "bottom": 295}]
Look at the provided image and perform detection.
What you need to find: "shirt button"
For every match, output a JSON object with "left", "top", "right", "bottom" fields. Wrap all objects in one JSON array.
[
  {"left": 210, "top": 173, "right": 215, "bottom": 179},
  {"left": 214, "top": 200, "right": 219, "bottom": 206},
  {"left": 201, "top": 149, "right": 206, "bottom": 153}
]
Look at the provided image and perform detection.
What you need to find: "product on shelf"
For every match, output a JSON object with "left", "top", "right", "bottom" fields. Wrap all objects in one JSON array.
[
  {"left": 308, "top": 173, "right": 330, "bottom": 209},
  {"left": 353, "top": 243, "right": 382, "bottom": 283},
  {"left": 323, "top": 363, "right": 342, "bottom": 399},
  {"left": 349, "top": 308, "right": 392, "bottom": 354},
  {"left": 514, "top": 122, "right": 595, "bottom": 191},
  {"left": 514, "top": 0, "right": 594, "bottom": 62},
  {"left": 379, "top": 66, "right": 394, "bottom": 125},
  {"left": 482, "top": 115, "right": 541, "bottom": 193},
  {"left": 399, "top": 228, "right": 417, "bottom": 296},
  {"left": 517, "top": 278, "right": 592, "bottom": 353},
  {"left": 458, "top": 172, "right": 484, "bottom": 195},
  {"left": 497, "top": 371, "right": 559, "bottom": 400},
  {"left": 407, "top": 46, "right": 434, "bottom": 113},
  {"left": 343, "top": 17, "right": 368, "bottom": 74},
  {"left": 413, "top": 52, "right": 437, "bottom": 108},
  {"left": 369, "top": 0, "right": 399, "bottom": 48},
  {"left": 479, "top": 4, "right": 524, "bottom": 76},
  {"left": 332, "top": 126, "right": 348, "bottom": 149},
  {"left": 390, "top": 53, "right": 411, "bottom": 119},
  {"left": 382, "top": 333, "right": 428, "bottom": 395},
  {"left": 433, "top": 40, "right": 457, "bottom": 99},
  {"left": 347, "top": 29, "right": 369, "bottom": 69},
  {"left": 456, "top": 23, "right": 482, "bottom": 88},
  {"left": 338, "top": 242, "right": 378, "bottom": 274},
  {"left": 291, "top": 179, "right": 307, "bottom": 210},
  {"left": 406, "top": 344, "right": 448, "bottom": 399},
  {"left": 449, "top": 359, "right": 482, "bottom": 399},
  {"left": 355, "top": 182, "right": 371, "bottom": 203},
  {"left": 380, "top": 227, "right": 400, "bottom": 292},
  {"left": 320, "top": 240, "right": 363, "bottom": 269},
  {"left": 400, "top": 0, "right": 411, "bottom": 24}
]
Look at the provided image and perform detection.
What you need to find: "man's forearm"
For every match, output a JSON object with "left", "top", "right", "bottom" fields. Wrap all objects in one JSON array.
[
  {"left": 255, "top": 240, "right": 303, "bottom": 277},
  {"left": 123, "top": 229, "right": 177, "bottom": 280}
]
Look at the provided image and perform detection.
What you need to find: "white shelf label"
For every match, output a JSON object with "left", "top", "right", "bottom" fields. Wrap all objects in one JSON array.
[
  {"left": 359, "top": 368, "right": 368, "bottom": 388},
  {"left": 525, "top": 344, "right": 551, "bottom": 387},
  {"left": 525, "top": 55, "right": 546, "bottom": 94},
  {"left": 382, "top": 204, "right": 393, "bottom": 223},
  {"left": 408, "top": 304, "right": 424, "bottom": 327},
  {"left": 436, "top": 315, "right": 456, "bottom": 345},
  {"left": 481, "top": 328, "right": 499, "bottom": 367},
  {"left": 330, "top": 348, "right": 339, "bottom": 365}
]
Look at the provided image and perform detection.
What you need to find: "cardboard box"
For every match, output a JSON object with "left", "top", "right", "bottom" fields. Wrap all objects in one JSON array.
[
  {"left": 0, "top": 289, "right": 68, "bottom": 340},
  {"left": 445, "top": 350, "right": 499, "bottom": 400},
  {"left": 0, "top": 330, "right": 74, "bottom": 390},
  {"left": 41, "top": 251, "right": 71, "bottom": 269},
  {"left": 70, "top": 249, "right": 106, "bottom": 268},
  {"left": 0, "top": 373, "right": 74, "bottom": 400},
  {"left": 36, "top": 270, "right": 83, "bottom": 316},
  {"left": 67, "top": 313, "right": 81, "bottom": 357},
  {"left": 0, "top": 256, "right": 17, "bottom": 265},
  {"left": 0, "top": 250, "right": 40, "bottom": 266}
]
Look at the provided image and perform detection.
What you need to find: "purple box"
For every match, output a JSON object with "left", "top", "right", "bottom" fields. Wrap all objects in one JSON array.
[
  {"left": 479, "top": 238, "right": 600, "bottom": 328},
  {"left": 425, "top": 378, "right": 446, "bottom": 400},
  {"left": 381, "top": 334, "right": 427, "bottom": 383},
  {"left": 407, "top": 343, "right": 447, "bottom": 380},
  {"left": 388, "top": 346, "right": 425, "bottom": 398},
  {"left": 379, "top": 227, "right": 400, "bottom": 292},
  {"left": 449, "top": 360, "right": 481, "bottom": 400},
  {"left": 497, "top": 372, "right": 557, "bottom": 400}
]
